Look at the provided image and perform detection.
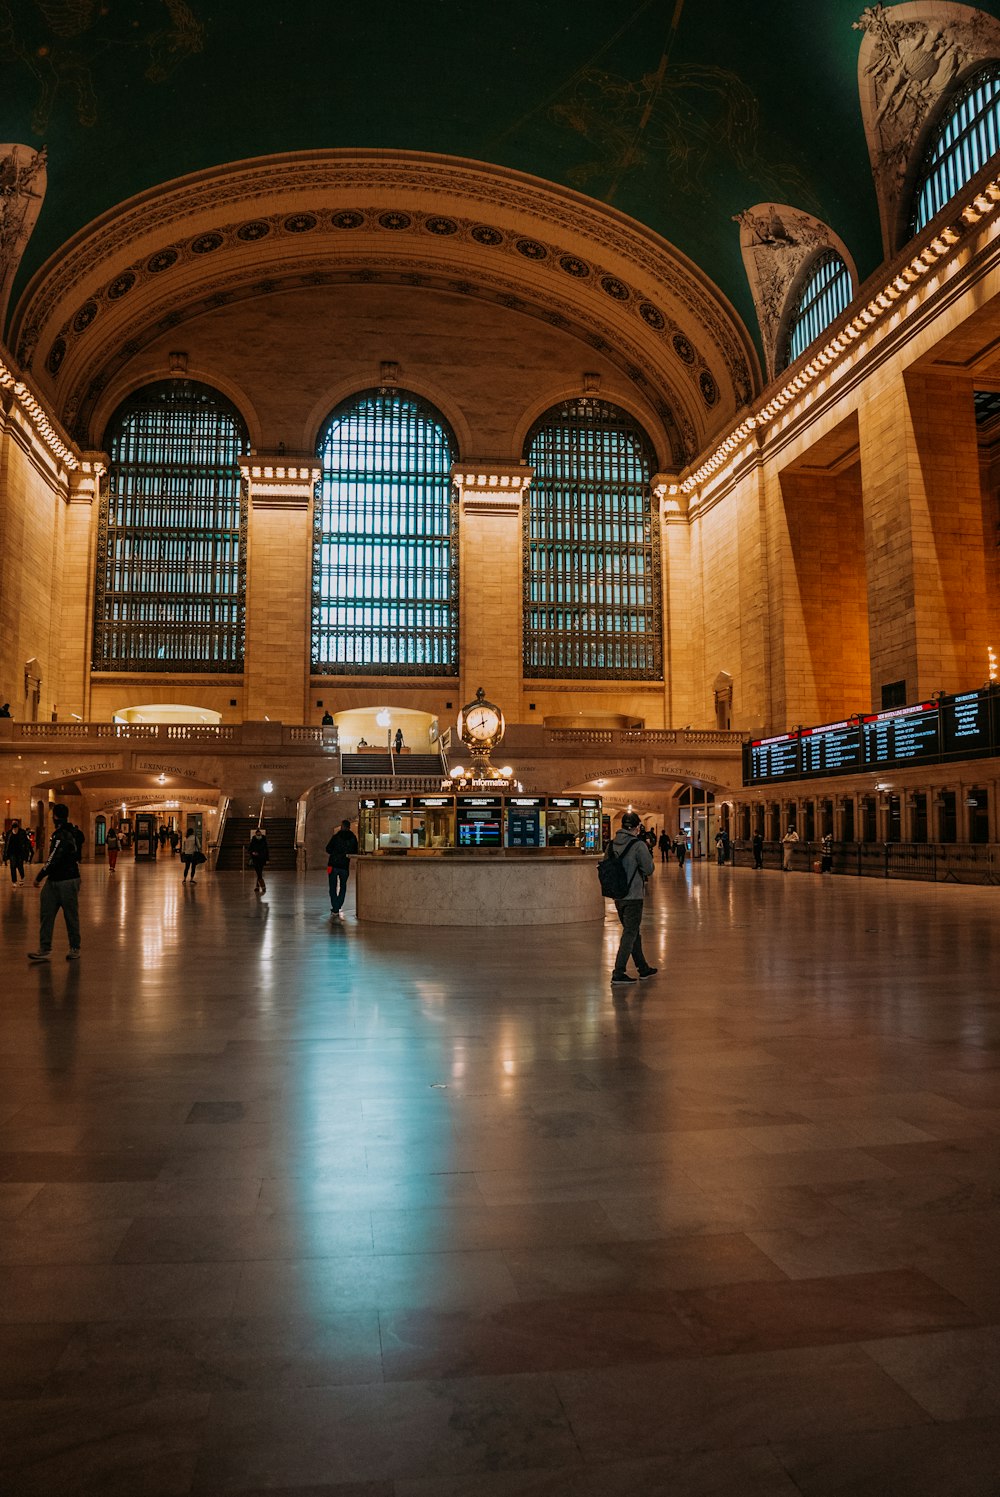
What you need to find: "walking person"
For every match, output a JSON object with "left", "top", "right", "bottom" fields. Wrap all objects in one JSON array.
[
  {"left": 393, "top": 727, "right": 404, "bottom": 755},
  {"left": 751, "top": 830, "right": 764, "bottom": 869},
  {"left": 675, "top": 835, "right": 687, "bottom": 869},
  {"left": 181, "top": 826, "right": 201, "bottom": 882},
  {"left": 3, "top": 818, "right": 31, "bottom": 885},
  {"left": 28, "top": 803, "right": 83, "bottom": 961},
  {"left": 781, "top": 824, "right": 799, "bottom": 871},
  {"left": 657, "top": 829, "right": 672, "bottom": 864},
  {"left": 325, "top": 817, "right": 359, "bottom": 915},
  {"left": 105, "top": 824, "right": 120, "bottom": 873},
  {"left": 609, "top": 811, "right": 657, "bottom": 987},
  {"left": 715, "top": 829, "right": 726, "bottom": 865},
  {"left": 248, "top": 825, "right": 269, "bottom": 894}
]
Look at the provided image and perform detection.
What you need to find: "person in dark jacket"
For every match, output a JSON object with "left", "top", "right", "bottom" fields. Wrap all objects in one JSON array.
[
  {"left": 326, "top": 818, "right": 359, "bottom": 915},
  {"left": 2, "top": 819, "right": 31, "bottom": 884},
  {"left": 28, "top": 803, "right": 83, "bottom": 961},
  {"left": 248, "top": 826, "right": 269, "bottom": 894},
  {"left": 610, "top": 812, "right": 657, "bottom": 987},
  {"left": 657, "top": 829, "right": 672, "bottom": 863},
  {"left": 751, "top": 830, "right": 764, "bottom": 869}
]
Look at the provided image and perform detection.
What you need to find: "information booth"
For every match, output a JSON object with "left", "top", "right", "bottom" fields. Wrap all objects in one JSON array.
[{"left": 358, "top": 794, "right": 603, "bottom": 855}]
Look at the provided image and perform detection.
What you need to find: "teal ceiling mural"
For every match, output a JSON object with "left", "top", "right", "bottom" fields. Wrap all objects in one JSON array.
[{"left": 2, "top": 0, "right": 999, "bottom": 342}]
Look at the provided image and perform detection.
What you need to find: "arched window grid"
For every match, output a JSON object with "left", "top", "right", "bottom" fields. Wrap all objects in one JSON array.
[
  {"left": 93, "top": 381, "right": 248, "bottom": 672},
  {"left": 312, "top": 389, "right": 459, "bottom": 675},
  {"left": 912, "top": 66, "right": 1000, "bottom": 234},
  {"left": 523, "top": 398, "right": 662, "bottom": 680},
  {"left": 784, "top": 251, "right": 853, "bottom": 368}
]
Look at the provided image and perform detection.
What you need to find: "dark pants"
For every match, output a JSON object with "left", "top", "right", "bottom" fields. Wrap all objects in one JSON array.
[
  {"left": 328, "top": 864, "right": 349, "bottom": 911},
  {"left": 753, "top": 848, "right": 763, "bottom": 869},
  {"left": 613, "top": 897, "right": 648, "bottom": 976},
  {"left": 182, "top": 854, "right": 196, "bottom": 880},
  {"left": 7, "top": 857, "right": 24, "bottom": 883},
  {"left": 39, "top": 877, "right": 81, "bottom": 952}
]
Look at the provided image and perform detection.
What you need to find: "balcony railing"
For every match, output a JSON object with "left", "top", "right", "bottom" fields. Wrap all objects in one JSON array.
[
  {"left": 544, "top": 727, "right": 747, "bottom": 748},
  {"left": 3, "top": 721, "right": 339, "bottom": 749}
]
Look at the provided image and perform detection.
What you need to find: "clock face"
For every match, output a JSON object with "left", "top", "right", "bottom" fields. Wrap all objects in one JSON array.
[{"left": 464, "top": 704, "right": 501, "bottom": 740}]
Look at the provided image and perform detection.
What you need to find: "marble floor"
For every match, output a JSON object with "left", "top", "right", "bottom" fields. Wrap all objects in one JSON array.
[{"left": 1, "top": 857, "right": 999, "bottom": 1495}]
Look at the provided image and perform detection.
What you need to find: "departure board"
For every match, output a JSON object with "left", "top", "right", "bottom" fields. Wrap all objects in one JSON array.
[
  {"left": 941, "top": 689, "right": 992, "bottom": 757},
  {"left": 800, "top": 720, "right": 864, "bottom": 776},
  {"left": 862, "top": 703, "right": 941, "bottom": 767},
  {"left": 748, "top": 733, "right": 800, "bottom": 783},
  {"left": 507, "top": 797, "right": 544, "bottom": 848}
]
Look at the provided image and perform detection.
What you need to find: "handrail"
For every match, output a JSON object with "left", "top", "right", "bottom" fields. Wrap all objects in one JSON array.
[{"left": 211, "top": 795, "right": 231, "bottom": 871}]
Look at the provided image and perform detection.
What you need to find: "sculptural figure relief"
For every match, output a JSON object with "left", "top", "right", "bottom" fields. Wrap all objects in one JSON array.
[
  {"left": 854, "top": 1, "right": 1000, "bottom": 251},
  {"left": 0, "top": 144, "right": 46, "bottom": 326},
  {"left": 735, "top": 204, "right": 854, "bottom": 381}
]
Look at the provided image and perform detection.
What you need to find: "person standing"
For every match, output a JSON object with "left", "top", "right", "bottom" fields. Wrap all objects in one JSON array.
[
  {"left": 248, "top": 826, "right": 269, "bottom": 894},
  {"left": 393, "top": 727, "right": 404, "bottom": 754},
  {"left": 781, "top": 824, "right": 799, "bottom": 871},
  {"left": 28, "top": 803, "right": 83, "bottom": 961},
  {"left": 820, "top": 830, "right": 834, "bottom": 874},
  {"left": 181, "top": 826, "right": 201, "bottom": 882},
  {"left": 610, "top": 811, "right": 657, "bottom": 986},
  {"left": 751, "top": 830, "right": 764, "bottom": 869},
  {"left": 105, "top": 825, "right": 120, "bottom": 872},
  {"left": 3, "top": 819, "right": 31, "bottom": 884},
  {"left": 326, "top": 817, "right": 359, "bottom": 915},
  {"left": 657, "top": 829, "right": 672, "bottom": 864},
  {"left": 715, "top": 829, "right": 726, "bottom": 865}
]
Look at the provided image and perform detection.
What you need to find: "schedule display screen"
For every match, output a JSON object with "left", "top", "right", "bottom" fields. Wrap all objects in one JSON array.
[
  {"left": 800, "top": 721, "right": 864, "bottom": 776},
  {"left": 507, "top": 798, "right": 544, "bottom": 848},
  {"left": 457, "top": 796, "right": 503, "bottom": 848},
  {"left": 862, "top": 703, "right": 940, "bottom": 767},
  {"left": 748, "top": 733, "right": 800, "bottom": 783},
  {"left": 942, "top": 689, "right": 992, "bottom": 757}
]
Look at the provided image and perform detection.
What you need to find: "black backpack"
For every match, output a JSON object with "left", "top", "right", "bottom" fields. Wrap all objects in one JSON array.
[{"left": 597, "top": 842, "right": 631, "bottom": 900}]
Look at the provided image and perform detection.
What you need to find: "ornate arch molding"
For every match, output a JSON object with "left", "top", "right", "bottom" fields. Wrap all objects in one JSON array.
[
  {"left": 10, "top": 149, "right": 759, "bottom": 464},
  {"left": 855, "top": 1, "right": 1000, "bottom": 255},
  {"left": 735, "top": 205, "right": 858, "bottom": 381}
]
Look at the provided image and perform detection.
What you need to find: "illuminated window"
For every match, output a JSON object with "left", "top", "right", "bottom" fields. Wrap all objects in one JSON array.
[
  {"left": 784, "top": 251, "right": 852, "bottom": 367},
  {"left": 312, "top": 389, "right": 458, "bottom": 674},
  {"left": 524, "top": 398, "right": 661, "bottom": 679},
  {"left": 912, "top": 66, "right": 1000, "bottom": 234},
  {"left": 94, "top": 381, "right": 247, "bottom": 671}
]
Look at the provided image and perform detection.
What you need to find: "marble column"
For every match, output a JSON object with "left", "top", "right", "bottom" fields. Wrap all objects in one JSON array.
[
  {"left": 60, "top": 453, "right": 105, "bottom": 720},
  {"left": 654, "top": 475, "right": 690, "bottom": 728},
  {"left": 452, "top": 462, "right": 533, "bottom": 715},
  {"left": 240, "top": 458, "right": 321, "bottom": 724}
]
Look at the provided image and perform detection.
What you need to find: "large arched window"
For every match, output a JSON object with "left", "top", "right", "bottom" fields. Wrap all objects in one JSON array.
[
  {"left": 524, "top": 398, "right": 661, "bottom": 679},
  {"left": 784, "top": 251, "right": 853, "bottom": 368},
  {"left": 312, "top": 389, "right": 458, "bottom": 674},
  {"left": 94, "top": 381, "right": 248, "bottom": 671},
  {"left": 912, "top": 65, "right": 1000, "bottom": 234}
]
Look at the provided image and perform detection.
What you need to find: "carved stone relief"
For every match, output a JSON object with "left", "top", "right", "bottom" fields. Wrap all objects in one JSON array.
[
  {"left": 854, "top": 1, "right": 1000, "bottom": 252},
  {"left": 734, "top": 204, "right": 856, "bottom": 380},
  {"left": 0, "top": 143, "right": 46, "bottom": 327}
]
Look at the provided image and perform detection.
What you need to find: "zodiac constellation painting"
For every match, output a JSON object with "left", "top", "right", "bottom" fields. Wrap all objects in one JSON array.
[
  {"left": 548, "top": 61, "right": 818, "bottom": 210},
  {"left": 0, "top": 0, "right": 205, "bottom": 134}
]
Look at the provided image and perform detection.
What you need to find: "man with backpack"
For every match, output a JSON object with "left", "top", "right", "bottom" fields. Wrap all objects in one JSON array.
[
  {"left": 28, "top": 803, "right": 85, "bottom": 961},
  {"left": 601, "top": 811, "right": 657, "bottom": 987}
]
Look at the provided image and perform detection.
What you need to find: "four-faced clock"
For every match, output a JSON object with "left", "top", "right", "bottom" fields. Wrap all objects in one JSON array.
[{"left": 458, "top": 687, "right": 505, "bottom": 761}]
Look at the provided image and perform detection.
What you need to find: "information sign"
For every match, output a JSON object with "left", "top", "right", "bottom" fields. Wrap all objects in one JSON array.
[
  {"left": 748, "top": 733, "right": 800, "bottom": 783},
  {"left": 800, "top": 720, "right": 864, "bottom": 776},
  {"left": 941, "top": 689, "right": 992, "bottom": 757},
  {"left": 862, "top": 702, "right": 940, "bottom": 767}
]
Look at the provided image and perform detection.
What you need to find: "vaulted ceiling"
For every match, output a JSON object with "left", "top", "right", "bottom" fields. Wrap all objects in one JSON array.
[{"left": 7, "top": 0, "right": 999, "bottom": 345}]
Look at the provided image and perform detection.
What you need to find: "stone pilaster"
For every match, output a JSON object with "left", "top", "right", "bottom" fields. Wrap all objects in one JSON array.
[
  {"left": 453, "top": 462, "right": 532, "bottom": 717},
  {"left": 60, "top": 453, "right": 105, "bottom": 720},
  {"left": 240, "top": 458, "right": 321, "bottom": 724},
  {"left": 654, "top": 474, "right": 693, "bottom": 728}
]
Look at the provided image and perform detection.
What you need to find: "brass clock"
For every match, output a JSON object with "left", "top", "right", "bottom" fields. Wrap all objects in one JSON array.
[{"left": 457, "top": 687, "right": 506, "bottom": 762}]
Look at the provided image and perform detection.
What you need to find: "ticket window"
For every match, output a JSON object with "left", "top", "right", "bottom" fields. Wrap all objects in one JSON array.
[
  {"left": 968, "top": 789, "right": 989, "bottom": 844},
  {"left": 413, "top": 807, "right": 455, "bottom": 848},
  {"left": 378, "top": 803, "right": 413, "bottom": 850},
  {"left": 937, "top": 791, "right": 957, "bottom": 843},
  {"left": 887, "top": 795, "right": 902, "bottom": 843},
  {"left": 841, "top": 799, "right": 855, "bottom": 842},
  {"left": 546, "top": 809, "right": 580, "bottom": 847},
  {"left": 358, "top": 801, "right": 378, "bottom": 853},
  {"left": 860, "top": 796, "right": 877, "bottom": 842},
  {"left": 580, "top": 801, "right": 602, "bottom": 853}
]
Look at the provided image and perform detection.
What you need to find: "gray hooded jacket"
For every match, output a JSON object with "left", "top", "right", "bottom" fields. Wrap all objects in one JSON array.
[{"left": 610, "top": 829, "right": 655, "bottom": 899}]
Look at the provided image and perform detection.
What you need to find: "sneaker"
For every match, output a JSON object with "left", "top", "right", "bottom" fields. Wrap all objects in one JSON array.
[
  {"left": 637, "top": 966, "right": 658, "bottom": 979},
  {"left": 611, "top": 972, "right": 636, "bottom": 984},
  {"left": 27, "top": 950, "right": 50, "bottom": 962},
  {"left": 66, "top": 949, "right": 81, "bottom": 961}
]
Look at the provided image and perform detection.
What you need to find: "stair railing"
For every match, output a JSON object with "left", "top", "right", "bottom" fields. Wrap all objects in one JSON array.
[{"left": 211, "top": 796, "right": 231, "bottom": 871}]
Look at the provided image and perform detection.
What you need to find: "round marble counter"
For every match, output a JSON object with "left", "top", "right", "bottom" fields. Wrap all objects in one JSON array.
[{"left": 354, "top": 854, "right": 605, "bottom": 926}]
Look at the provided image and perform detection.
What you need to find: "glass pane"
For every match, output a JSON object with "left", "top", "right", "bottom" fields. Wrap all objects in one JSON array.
[
  {"left": 523, "top": 398, "right": 662, "bottom": 679},
  {"left": 786, "top": 251, "right": 853, "bottom": 366},
  {"left": 312, "top": 390, "right": 458, "bottom": 674},
  {"left": 93, "top": 382, "right": 247, "bottom": 671},
  {"left": 912, "top": 67, "right": 1000, "bottom": 233}
]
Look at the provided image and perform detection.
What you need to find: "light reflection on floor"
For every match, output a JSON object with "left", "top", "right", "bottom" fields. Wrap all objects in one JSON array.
[{"left": 1, "top": 857, "right": 999, "bottom": 1494}]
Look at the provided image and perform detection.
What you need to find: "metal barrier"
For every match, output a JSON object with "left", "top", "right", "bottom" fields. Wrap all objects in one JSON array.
[{"left": 731, "top": 840, "right": 999, "bottom": 884}]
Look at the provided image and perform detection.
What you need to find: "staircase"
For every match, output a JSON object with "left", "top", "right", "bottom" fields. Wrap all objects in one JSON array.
[
  {"left": 341, "top": 753, "right": 445, "bottom": 778},
  {"left": 215, "top": 816, "right": 297, "bottom": 871}
]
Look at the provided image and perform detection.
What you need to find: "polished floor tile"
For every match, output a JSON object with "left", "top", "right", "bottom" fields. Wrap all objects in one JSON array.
[{"left": 1, "top": 860, "right": 999, "bottom": 1493}]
